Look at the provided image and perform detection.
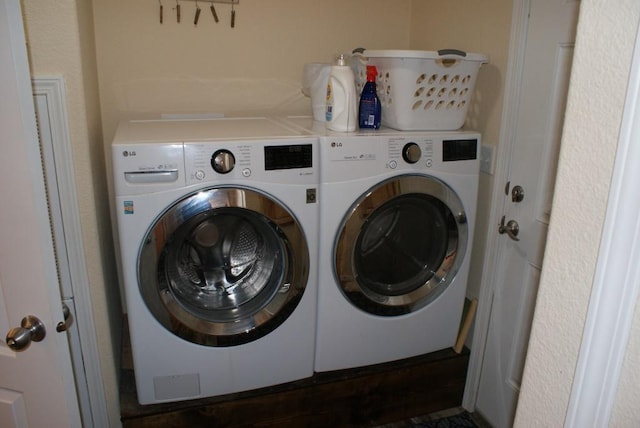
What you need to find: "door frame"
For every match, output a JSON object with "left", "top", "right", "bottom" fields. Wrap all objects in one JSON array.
[
  {"left": 564, "top": 22, "right": 640, "bottom": 426},
  {"left": 465, "top": 0, "right": 638, "bottom": 422},
  {"left": 463, "top": 0, "right": 532, "bottom": 410},
  {"left": 32, "top": 77, "right": 109, "bottom": 426}
]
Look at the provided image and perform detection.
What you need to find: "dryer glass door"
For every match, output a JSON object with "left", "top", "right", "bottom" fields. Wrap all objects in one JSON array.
[
  {"left": 335, "top": 175, "right": 468, "bottom": 316},
  {"left": 138, "top": 186, "right": 309, "bottom": 346}
]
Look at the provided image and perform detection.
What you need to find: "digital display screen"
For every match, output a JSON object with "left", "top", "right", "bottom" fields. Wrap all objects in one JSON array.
[
  {"left": 443, "top": 139, "right": 478, "bottom": 162},
  {"left": 264, "top": 144, "right": 313, "bottom": 170}
]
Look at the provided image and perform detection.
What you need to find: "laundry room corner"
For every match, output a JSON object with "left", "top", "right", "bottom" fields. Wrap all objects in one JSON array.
[{"left": 15, "top": 0, "right": 516, "bottom": 425}]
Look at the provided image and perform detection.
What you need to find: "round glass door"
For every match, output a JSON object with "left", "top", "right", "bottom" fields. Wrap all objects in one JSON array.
[
  {"left": 138, "top": 186, "right": 309, "bottom": 346},
  {"left": 334, "top": 175, "right": 468, "bottom": 316}
]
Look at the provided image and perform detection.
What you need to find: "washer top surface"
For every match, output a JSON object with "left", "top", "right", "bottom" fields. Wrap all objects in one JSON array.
[{"left": 112, "top": 116, "right": 313, "bottom": 146}]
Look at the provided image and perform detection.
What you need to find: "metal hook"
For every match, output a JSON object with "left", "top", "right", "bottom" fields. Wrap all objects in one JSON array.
[
  {"left": 194, "top": 0, "right": 201, "bottom": 25},
  {"left": 231, "top": 2, "right": 236, "bottom": 28},
  {"left": 210, "top": 1, "right": 219, "bottom": 22}
]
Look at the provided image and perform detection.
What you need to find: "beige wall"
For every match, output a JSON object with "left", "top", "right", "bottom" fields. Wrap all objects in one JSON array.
[
  {"left": 409, "top": 0, "right": 513, "bottom": 303},
  {"left": 515, "top": 0, "right": 640, "bottom": 425},
  {"left": 92, "top": 0, "right": 413, "bottom": 144},
  {"left": 21, "top": 0, "right": 122, "bottom": 425}
]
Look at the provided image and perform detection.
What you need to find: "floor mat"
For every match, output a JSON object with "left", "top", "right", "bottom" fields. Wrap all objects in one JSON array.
[
  {"left": 412, "top": 411, "right": 479, "bottom": 427},
  {"left": 374, "top": 407, "right": 491, "bottom": 428}
]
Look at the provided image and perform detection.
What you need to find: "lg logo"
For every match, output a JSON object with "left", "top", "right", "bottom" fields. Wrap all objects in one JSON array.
[
  {"left": 330, "top": 142, "right": 343, "bottom": 148},
  {"left": 123, "top": 150, "right": 137, "bottom": 157}
]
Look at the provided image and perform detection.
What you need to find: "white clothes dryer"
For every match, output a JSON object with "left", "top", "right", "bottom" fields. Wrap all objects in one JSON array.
[
  {"left": 111, "top": 117, "right": 319, "bottom": 404},
  {"left": 283, "top": 116, "right": 480, "bottom": 372}
]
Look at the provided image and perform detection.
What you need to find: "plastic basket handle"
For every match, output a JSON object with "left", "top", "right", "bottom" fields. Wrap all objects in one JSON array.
[
  {"left": 437, "top": 49, "right": 467, "bottom": 57},
  {"left": 350, "top": 48, "right": 368, "bottom": 72}
]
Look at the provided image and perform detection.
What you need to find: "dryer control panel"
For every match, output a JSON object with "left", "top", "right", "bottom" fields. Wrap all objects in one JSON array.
[{"left": 320, "top": 132, "right": 480, "bottom": 182}]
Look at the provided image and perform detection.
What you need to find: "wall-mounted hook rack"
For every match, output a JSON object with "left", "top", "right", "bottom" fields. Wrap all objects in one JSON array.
[
  {"left": 180, "top": 0, "right": 238, "bottom": 4},
  {"left": 159, "top": 0, "right": 238, "bottom": 26}
]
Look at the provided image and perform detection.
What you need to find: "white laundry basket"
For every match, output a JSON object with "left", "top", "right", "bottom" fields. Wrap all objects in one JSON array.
[{"left": 354, "top": 49, "right": 488, "bottom": 131}]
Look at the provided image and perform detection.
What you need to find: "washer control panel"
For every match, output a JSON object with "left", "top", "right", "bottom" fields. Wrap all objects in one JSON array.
[{"left": 184, "top": 138, "right": 318, "bottom": 185}]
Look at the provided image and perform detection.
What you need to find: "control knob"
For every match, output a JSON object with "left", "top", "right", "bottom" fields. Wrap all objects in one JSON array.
[
  {"left": 402, "top": 142, "right": 421, "bottom": 164},
  {"left": 211, "top": 149, "right": 235, "bottom": 174}
]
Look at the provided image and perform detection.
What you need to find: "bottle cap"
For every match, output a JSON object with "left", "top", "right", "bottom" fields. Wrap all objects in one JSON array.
[{"left": 366, "top": 65, "right": 378, "bottom": 82}]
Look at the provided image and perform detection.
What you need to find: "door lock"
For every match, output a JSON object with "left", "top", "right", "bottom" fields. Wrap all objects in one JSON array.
[
  {"left": 499, "top": 215, "right": 520, "bottom": 241},
  {"left": 56, "top": 302, "right": 72, "bottom": 333},
  {"left": 511, "top": 185, "right": 525, "bottom": 203}
]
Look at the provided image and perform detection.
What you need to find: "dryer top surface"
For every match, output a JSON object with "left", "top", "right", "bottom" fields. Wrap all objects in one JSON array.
[{"left": 280, "top": 115, "right": 481, "bottom": 138}]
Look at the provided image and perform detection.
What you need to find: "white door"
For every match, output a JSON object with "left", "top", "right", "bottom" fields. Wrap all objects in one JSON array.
[
  {"left": 0, "top": 0, "right": 81, "bottom": 426},
  {"left": 474, "top": 0, "right": 580, "bottom": 426}
]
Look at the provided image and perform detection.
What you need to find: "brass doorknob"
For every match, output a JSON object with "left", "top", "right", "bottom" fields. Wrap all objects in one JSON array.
[{"left": 6, "top": 315, "right": 46, "bottom": 351}]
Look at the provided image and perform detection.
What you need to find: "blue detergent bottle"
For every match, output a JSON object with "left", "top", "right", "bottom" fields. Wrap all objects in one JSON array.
[{"left": 358, "top": 65, "right": 381, "bottom": 129}]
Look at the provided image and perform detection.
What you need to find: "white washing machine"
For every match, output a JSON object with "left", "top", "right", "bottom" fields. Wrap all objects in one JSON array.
[
  {"left": 111, "top": 117, "right": 319, "bottom": 404},
  {"left": 284, "top": 116, "right": 480, "bottom": 372}
]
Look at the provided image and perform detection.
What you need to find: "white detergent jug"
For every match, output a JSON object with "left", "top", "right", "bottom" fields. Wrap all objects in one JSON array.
[
  {"left": 302, "top": 63, "right": 332, "bottom": 122},
  {"left": 325, "top": 54, "right": 357, "bottom": 132}
]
